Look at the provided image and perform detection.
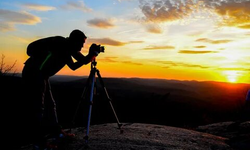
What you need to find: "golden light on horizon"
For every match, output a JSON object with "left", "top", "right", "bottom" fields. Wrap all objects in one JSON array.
[{"left": 223, "top": 70, "right": 240, "bottom": 83}]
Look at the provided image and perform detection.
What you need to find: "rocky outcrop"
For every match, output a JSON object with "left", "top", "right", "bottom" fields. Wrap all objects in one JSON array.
[
  {"left": 18, "top": 123, "right": 231, "bottom": 150},
  {"left": 196, "top": 121, "right": 250, "bottom": 150}
]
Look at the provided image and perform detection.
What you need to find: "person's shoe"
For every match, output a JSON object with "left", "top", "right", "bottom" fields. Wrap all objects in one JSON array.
[
  {"left": 33, "top": 144, "right": 43, "bottom": 150},
  {"left": 46, "top": 141, "right": 58, "bottom": 149},
  {"left": 33, "top": 142, "right": 58, "bottom": 150},
  {"left": 59, "top": 130, "right": 76, "bottom": 139}
]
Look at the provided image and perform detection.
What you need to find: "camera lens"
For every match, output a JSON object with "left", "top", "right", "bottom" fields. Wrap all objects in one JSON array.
[{"left": 100, "top": 46, "right": 105, "bottom": 52}]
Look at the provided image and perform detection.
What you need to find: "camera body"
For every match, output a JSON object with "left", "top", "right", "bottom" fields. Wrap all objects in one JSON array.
[
  {"left": 90, "top": 43, "right": 105, "bottom": 54},
  {"left": 99, "top": 45, "right": 105, "bottom": 53}
]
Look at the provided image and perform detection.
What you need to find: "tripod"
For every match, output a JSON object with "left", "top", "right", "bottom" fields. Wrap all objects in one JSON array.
[{"left": 71, "top": 58, "right": 122, "bottom": 145}]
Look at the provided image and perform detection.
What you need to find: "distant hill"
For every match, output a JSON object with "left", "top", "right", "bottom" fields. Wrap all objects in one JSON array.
[
  {"left": 3, "top": 75, "right": 250, "bottom": 125},
  {"left": 50, "top": 75, "right": 87, "bottom": 82}
]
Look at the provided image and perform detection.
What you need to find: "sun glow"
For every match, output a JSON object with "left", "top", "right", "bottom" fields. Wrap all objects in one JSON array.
[{"left": 223, "top": 70, "right": 240, "bottom": 83}]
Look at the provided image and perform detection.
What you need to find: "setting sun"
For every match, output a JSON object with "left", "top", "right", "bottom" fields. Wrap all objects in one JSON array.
[{"left": 224, "top": 71, "right": 239, "bottom": 83}]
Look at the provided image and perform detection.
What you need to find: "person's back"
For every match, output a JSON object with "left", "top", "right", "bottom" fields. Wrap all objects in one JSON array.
[
  {"left": 24, "top": 36, "right": 72, "bottom": 78},
  {"left": 27, "top": 36, "right": 66, "bottom": 57}
]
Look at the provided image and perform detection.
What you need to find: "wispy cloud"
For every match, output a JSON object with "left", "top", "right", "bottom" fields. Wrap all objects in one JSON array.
[
  {"left": 87, "top": 18, "right": 115, "bottom": 29},
  {"left": 22, "top": 3, "right": 56, "bottom": 11},
  {"left": 121, "top": 61, "right": 143, "bottom": 65},
  {"left": 98, "top": 56, "right": 143, "bottom": 65},
  {"left": 88, "top": 37, "right": 126, "bottom": 46},
  {"left": 196, "top": 38, "right": 232, "bottom": 44},
  {"left": 144, "top": 45, "right": 175, "bottom": 50},
  {"left": 158, "top": 60, "right": 249, "bottom": 72},
  {"left": 217, "top": 67, "right": 250, "bottom": 72},
  {"left": 128, "top": 40, "right": 144, "bottom": 44},
  {"left": 194, "top": 46, "right": 206, "bottom": 49},
  {"left": 60, "top": 0, "right": 92, "bottom": 12},
  {"left": 146, "top": 24, "right": 162, "bottom": 34},
  {"left": 210, "top": 40, "right": 232, "bottom": 44},
  {"left": 0, "top": 9, "right": 41, "bottom": 31},
  {"left": 157, "top": 60, "right": 210, "bottom": 69},
  {"left": 98, "top": 57, "right": 119, "bottom": 63},
  {"left": 238, "top": 24, "right": 250, "bottom": 29},
  {"left": 87, "top": 37, "right": 142, "bottom": 47},
  {"left": 178, "top": 50, "right": 217, "bottom": 54}
]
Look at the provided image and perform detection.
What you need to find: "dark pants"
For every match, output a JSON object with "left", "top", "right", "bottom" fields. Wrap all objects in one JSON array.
[{"left": 22, "top": 60, "right": 61, "bottom": 145}]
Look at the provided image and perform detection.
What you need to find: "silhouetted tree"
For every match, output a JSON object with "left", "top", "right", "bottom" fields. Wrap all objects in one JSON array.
[{"left": 0, "top": 54, "right": 17, "bottom": 77}]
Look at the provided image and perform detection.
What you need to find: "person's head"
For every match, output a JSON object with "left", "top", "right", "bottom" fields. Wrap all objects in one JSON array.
[{"left": 68, "top": 29, "right": 87, "bottom": 52}]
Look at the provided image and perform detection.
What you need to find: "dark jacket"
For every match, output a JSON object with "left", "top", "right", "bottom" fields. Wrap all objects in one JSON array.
[{"left": 23, "top": 36, "right": 92, "bottom": 78}]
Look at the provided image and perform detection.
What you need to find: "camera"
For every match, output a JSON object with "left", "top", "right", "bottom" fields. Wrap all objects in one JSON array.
[
  {"left": 90, "top": 43, "right": 105, "bottom": 54},
  {"left": 99, "top": 45, "right": 105, "bottom": 53}
]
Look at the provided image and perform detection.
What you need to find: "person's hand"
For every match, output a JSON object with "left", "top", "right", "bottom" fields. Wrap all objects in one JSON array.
[{"left": 89, "top": 43, "right": 100, "bottom": 56}]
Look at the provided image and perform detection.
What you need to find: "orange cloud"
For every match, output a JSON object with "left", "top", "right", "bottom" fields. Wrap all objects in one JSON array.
[
  {"left": 214, "top": 1, "right": 250, "bottom": 28},
  {"left": 211, "top": 40, "right": 232, "bottom": 44},
  {"left": 128, "top": 41, "right": 144, "bottom": 44},
  {"left": 139, "top": 0, "right": 250, "bottom": 29},
  {"left": 60, "top": 1, "right": 92, "bottom": 12},
  {"left": 196, "top": 38, "right": 211, "bottom": 43},
  {"left": 86, "top": 38, "right": 142, "bottom": 47},
  {"left": 87, "top": 18, "right": 115, "bottom": 29},
  {"left": 120, "top": 61, "right": 143, "bottom": 66},
  {"left": 238, "top": 24, "right": 250, "bottom": 29},
  {"left": 97, "top": 57, "right": 143, "bottom": 66},
  {"left": 88, "top": 38, "right": 126, "bottom": 46},
  {"left": 146, "top": 24, "right": 163, "bottom": 34},
  {"left": 0, "top": 9, "right": 41, "bottom": 31},
  {"left": 22, "top": 3, "right": 56, "bottom": 11},
  {"left": 178, "top": 50, "right": 217, "bottom": 54},
  {"left": 143, "top": 45, "right": 175, "bottom": 50},
  {"left": 157, "top": 60, "right": 210, "bottom": 69},
  {"left": 217, "top": 67, "right": 250, "bottom": 71},
  {"left": 194, "top": 46, "right": 206, "bottom": 48},
  {"left": 139, "top": 0, "right": 194, "bottom": 23},
  {"left": 98, "top": 57, "right": 119, "bottom": 63},
  {"left": 195, "top": 38, "right": 232, "bottom": 44}
]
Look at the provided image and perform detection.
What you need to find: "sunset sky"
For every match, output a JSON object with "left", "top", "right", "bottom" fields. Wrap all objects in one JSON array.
[{"left": 1, "top": 0, "right": 250, "bottom": 83}]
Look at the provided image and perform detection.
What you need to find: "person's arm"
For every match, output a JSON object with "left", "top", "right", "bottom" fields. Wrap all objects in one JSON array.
[{"left": 67, "top": 51, "right": 95, "bottom": 70}]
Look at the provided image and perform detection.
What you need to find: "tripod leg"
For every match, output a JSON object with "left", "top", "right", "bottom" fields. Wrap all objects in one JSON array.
[
  {"left": 85, "top": 69, "right": 96, "bottom": 144},
  {"left": 70, "top": 70, "right": 92, "bottom": 132},
  {"left": 96, "top": 70, "right": 122, "bottom": 129}
]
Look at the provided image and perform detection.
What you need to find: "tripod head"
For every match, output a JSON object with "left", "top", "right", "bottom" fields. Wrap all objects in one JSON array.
[{"left": 91, "top": 57, "right": 97, "bottom": 69}]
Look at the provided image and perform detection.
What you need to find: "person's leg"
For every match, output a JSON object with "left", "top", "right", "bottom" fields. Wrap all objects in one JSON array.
[
  {"left": 22, "top": 75, "right": 47, "bottom": 147},
  {"left": 45, "top": 79, "right": 76, "bottom": 139},
  {"left": 44, "top": 79, "right": 62, "bottom": 136}
]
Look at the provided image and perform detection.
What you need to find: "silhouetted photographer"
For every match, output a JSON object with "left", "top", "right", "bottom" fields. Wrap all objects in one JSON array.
[{"left": 22, "top": 29, "right": 103, "bottom": 149}]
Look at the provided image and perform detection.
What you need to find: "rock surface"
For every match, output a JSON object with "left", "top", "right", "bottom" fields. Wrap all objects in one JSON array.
[
  {"left": 18, "top": 123, "right": 232, "bottom": 150},
  {"left": 196, "top": 121, "right": 250, "bottom": 150}
]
